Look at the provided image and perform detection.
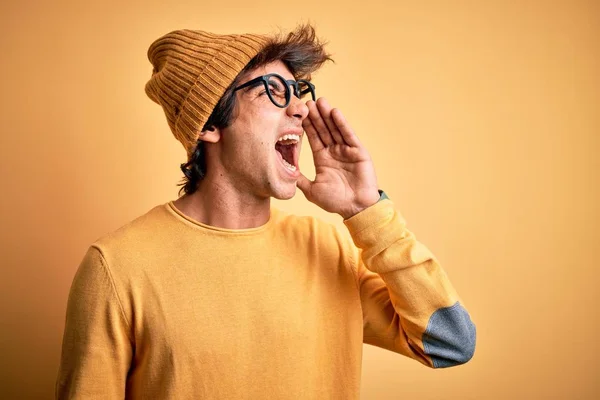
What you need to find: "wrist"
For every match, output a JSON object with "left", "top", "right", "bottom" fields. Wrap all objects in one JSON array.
[{"left": 340, "top": 190, "right": 384, "bottom": 220}]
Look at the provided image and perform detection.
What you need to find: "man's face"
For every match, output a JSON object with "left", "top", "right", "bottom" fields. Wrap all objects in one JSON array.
[{"left": 213, "top": 60, "right": 309, "bottom": 200}]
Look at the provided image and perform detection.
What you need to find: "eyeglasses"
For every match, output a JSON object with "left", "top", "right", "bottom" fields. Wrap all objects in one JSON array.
[{"left": 232, "top": 73, "right": 316, "bottom": 108}]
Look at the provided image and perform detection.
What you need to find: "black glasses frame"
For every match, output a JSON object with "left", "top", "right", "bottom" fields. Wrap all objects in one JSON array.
[{"left": 232, "top": 73, "right": 316, "bottom": 108}]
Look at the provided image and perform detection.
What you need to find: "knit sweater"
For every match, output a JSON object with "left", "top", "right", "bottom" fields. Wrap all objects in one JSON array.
[{"left": 55, "top": 198, "right": 476, "bottom": 399}]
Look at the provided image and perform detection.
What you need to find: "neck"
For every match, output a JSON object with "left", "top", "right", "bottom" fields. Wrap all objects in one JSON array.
[{"left": 172, "top": 172, "right": 271, "bottom": 230}]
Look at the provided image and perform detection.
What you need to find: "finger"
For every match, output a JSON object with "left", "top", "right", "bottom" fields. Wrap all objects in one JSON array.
[
  {"left": 302, "top": 115, "right": 325, "bottom": 152},
  {"left": 316, "top": 98, "right": 347, "bottom": 145},
  {"left": 331, "top": 108, "right": 361, "bottom": 147},
  {"left": 306, "top": 100, "right": 334, "bottom": 146},
  {"left": 295, "top": 172, "right": 313, "bottom": 199}
]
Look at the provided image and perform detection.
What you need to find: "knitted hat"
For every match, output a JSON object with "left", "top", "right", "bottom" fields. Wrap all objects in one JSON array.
[{"left": 145, "top": 29, "right": 269, "bottom": 159}]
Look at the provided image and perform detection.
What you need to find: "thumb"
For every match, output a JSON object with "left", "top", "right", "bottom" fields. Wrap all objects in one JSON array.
[{"left": 296, "top": 173, "right": 313, "bottom": 198}]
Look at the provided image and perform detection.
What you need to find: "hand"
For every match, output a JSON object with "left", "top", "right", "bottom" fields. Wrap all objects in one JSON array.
[{"left": 297, "top": 97, "right": 380, "bottom": 219}]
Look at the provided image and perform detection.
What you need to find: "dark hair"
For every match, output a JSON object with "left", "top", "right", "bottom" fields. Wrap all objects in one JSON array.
[{"left": 177, "top": 23, "right": 333, "bottom": 197}]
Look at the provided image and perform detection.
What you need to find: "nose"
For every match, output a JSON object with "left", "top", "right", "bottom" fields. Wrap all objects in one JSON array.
[{"left": 286, "top": 95, "right": 309, "bottom": 120}]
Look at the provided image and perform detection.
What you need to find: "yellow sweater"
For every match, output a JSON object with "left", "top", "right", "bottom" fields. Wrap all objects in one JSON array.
[{"left": 56, "top": 198, "right": 476, "bottom": 399}]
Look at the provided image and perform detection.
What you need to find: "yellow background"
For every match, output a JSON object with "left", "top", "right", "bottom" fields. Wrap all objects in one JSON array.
[{"left": 1, "top": 0, "right": 598, "bottom": 398}]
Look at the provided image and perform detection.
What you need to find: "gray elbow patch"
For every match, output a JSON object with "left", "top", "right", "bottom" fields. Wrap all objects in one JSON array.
[{"left": 422, "top": 301, "right": 476, "bottom": 368}]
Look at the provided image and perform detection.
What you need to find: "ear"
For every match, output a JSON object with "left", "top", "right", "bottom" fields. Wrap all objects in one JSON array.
[{"left": 198, "top": 126, "right": 221, "bottom": 143}]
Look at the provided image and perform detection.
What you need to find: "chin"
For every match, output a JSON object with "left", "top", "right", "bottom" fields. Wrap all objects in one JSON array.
[{"left": 271, "top": 185, "right": 297, "bottom": 200}]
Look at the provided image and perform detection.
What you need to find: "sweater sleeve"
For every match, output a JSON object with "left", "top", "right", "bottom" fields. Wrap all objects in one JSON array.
[
  {"left": 55, "top": 245, "right": 133, "bottom": 399},
  {"left": 343, "top": 199, "right": 476, "bottom": 368}
]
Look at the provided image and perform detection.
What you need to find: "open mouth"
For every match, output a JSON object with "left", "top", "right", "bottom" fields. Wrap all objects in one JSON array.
[{"left": 275, "top": 134, "right": 300, "bottom": 172}]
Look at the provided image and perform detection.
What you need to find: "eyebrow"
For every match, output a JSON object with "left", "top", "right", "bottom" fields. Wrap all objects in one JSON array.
[{"left": 242, "top": 80, "right": 264, "bottom": 91}]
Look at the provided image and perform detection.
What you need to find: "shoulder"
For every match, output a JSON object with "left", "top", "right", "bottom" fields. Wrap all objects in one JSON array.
[
  {"left": 272, "top": 207, "right": 336, "bottom": 234},
  {"left": 271, "top": 208, "right": 356, "bottom": 252},
  {"left": 271, "top": 208, "right": 360, "bottom": 282},
  {"left": 86, "top": 203, "right": 173, "bottom": 272},
  {"left": 95, "top": 203, "right": 167, "bottom": 244}
]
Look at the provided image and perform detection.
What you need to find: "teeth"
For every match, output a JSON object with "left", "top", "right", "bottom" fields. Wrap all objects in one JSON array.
[
  {"left": 277, "top": 134, "right": 300, "bottom": 143},
  {"left": 276, "top": 133, "right": 299, "bottom": 172},
  {"left": 281, "top": 158, "right": 297, "bottom": 171}
]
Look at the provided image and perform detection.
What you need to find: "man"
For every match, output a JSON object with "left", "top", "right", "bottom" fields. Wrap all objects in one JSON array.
[{"left": 56, "top": 24, "right": 476, "bottom": 399}]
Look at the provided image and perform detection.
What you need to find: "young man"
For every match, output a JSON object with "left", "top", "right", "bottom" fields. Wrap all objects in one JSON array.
[{"left": 56, "top": 25, "right": 476, "bottom": 399}]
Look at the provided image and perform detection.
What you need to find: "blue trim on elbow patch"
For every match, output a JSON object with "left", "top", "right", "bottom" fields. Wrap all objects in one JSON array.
[{"left": 422, "top": 301, "right": 476, "bottom": 368}]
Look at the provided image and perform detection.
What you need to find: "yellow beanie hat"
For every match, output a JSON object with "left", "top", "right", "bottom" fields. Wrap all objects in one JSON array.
[{"left": 144, "top": 29, "right": 268, "bottom": 159}]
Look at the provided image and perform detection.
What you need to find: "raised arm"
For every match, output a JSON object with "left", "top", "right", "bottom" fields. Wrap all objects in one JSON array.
[
  {"left": 344, "top": 199, "right": 476, "bottom": 368},
  {"left": 296, "top": 97, "right": 475, "bottom": 367}
]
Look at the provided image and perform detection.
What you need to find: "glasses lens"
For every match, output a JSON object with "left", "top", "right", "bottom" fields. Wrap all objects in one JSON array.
[
  {"left": 297, "top": 80, "right": 315, "bottom": 101},
  {"left": 266, "top": 75, "right": 289, "bottom": 107}
]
